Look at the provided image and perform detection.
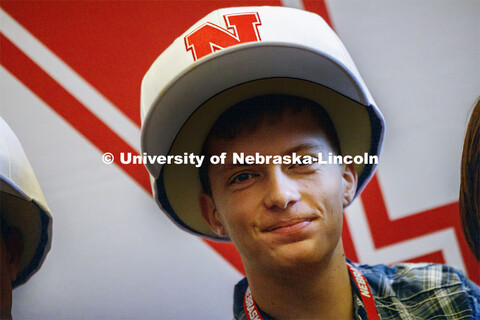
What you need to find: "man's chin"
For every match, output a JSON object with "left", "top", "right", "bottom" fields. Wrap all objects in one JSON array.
[{"left": 263, "top": 239, "right": 328, "bottom": 270}]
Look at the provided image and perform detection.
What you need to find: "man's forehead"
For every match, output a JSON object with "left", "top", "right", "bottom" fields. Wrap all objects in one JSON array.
[
  {"left": 210, "top": 101, "right": 333, "bottom": 138},
  {"left": 206, "top": 105, "right": 335, "bottom": 153}
]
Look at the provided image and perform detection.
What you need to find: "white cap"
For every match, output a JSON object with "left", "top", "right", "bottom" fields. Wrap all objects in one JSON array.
[
  {"left": 0, "top": 117, "right": 52, "bottom": 287},
  {"left": 140, "top": 6, "right": 385, "bottom": 240}
]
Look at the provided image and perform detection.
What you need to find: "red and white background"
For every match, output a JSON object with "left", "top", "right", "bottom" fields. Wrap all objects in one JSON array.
[{"left": 1, "top": 0, "right": 479, "bottom": 318}]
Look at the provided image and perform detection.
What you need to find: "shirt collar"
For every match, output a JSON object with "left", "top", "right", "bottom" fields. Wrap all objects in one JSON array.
[{"left": 233, "top": 262, "right": 370, "bottom": 320}]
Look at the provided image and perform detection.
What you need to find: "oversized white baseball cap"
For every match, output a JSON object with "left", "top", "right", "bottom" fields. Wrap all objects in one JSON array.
[
  {"left": 0, "top": 117, "right": 52, "bottom": 287},
  {"left": 141, "top": 6, "right": 385, "bottom": 240}
]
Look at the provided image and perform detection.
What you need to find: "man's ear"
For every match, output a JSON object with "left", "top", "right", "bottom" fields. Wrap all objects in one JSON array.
[
  {"left": 199, "top": 193, "right": 226, "bottom": 237},
  {"left": 342, "top": 163, "right": 358, "bottom": 207}
]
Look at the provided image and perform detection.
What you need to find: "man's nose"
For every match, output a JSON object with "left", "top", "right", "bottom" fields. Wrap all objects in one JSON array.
[{"left": 263, "top": 167, "right": 301, "bottom": 210}]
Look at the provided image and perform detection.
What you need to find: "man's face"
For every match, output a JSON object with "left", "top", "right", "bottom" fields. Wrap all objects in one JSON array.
[{"left": 200, "top": 108, "right": 357, "bottom": 270}]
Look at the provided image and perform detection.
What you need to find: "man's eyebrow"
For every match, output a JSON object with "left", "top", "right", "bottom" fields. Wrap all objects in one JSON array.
[
  {"left": 282, "top": 143, "right": 325, "bottom": 155},
  {"left": 217, "top": 162, "right": 252, "bottom": 173}
]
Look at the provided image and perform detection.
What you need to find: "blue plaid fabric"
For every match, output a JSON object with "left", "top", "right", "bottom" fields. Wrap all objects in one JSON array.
[{"left": 234, "top": 261, "right": 480, "bottom": 319}]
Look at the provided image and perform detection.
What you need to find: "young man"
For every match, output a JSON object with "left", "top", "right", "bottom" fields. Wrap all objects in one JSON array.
[
  {"left": 140, "top": 6, "right": 480, "bottom": 319},
  {"left": 0, "top": 118, "right": 53, "bottom": 320}
]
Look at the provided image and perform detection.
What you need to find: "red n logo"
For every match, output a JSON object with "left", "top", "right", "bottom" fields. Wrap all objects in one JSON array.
[{"left": 185, "top": 12, "right": 262, "bottom": 61}]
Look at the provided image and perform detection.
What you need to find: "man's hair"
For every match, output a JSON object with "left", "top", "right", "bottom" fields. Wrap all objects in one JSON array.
[
  {"left": 199, "top": 94, "right": 341, "bottom": 195},
  {"left": 459, "top": 97, "right": 480, "bottom": 261}
]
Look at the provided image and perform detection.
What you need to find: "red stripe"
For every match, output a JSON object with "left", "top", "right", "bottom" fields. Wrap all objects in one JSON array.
[
  {"left": 0, "top": 34, "right": 151, "bottom": 192},
  {"left": 401, "top": 251, "right": 445, "bottom": 265},
  {"left": 0, "top": 33, "right": 246, "bottom": 275},
  {"left": 1, "top": 0, "right": 282, "bottom": 126},
  {"left": 361, "top": 175, "right": 479, "bottom": 284},
  {"left": 206, "top": 240, "right": 245, "bottom": 274},
  {"left": 302, "top": 0, "right": 333, "bottom": 27}
]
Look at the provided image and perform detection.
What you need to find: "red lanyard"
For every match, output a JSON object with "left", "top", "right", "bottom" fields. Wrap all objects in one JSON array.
[
  {"left": 243, "top": 262, "right": 379, "bottom": 320},
  {"left": 243, "top": 286, "right": 263, "bottom": 320},
  {"left": 346, "top": 262, "right": 380, "bottom": 320}
]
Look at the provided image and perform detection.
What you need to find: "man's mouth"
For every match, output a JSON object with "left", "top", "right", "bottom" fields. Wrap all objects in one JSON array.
[{"left": 262, "top": 218, "right": 315, "bottom": 234}]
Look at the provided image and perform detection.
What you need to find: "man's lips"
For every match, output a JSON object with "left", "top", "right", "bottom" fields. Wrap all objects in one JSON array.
[{"left": 262, "top": 218, "right": 316, "bottom": 234}]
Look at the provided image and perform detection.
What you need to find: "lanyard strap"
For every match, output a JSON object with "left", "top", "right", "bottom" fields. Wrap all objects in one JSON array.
[
  {"left": 346, "top": 262, "right": 380, "bottom": 320},
  {"left": 243, "top": 262, "right": 379, "bottom": 320},
  {"left": 243, "top": 286, "right": 263, "bottom": 320}
]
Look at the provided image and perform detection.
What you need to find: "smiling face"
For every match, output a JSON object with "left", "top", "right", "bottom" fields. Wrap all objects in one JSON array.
[{"left": 200, "top": 101, "right": 357, "bottom": 271}]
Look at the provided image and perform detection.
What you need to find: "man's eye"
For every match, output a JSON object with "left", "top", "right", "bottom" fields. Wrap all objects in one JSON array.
[
  {"left": 230, "top": 172, "right": 255, "bottom": 184},
  {"left": 291, "top": 162, "right": 309, "bottom": 168}
]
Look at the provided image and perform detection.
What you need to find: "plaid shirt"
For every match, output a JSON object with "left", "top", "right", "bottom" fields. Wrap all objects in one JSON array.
[{"left": 233, "top": 261, "right": 480, "bottom": 319}]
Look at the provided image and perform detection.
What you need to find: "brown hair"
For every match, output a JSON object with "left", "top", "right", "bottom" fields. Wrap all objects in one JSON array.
[
  {"left": 459, "top": 97, "right": 480, "bottom": 260},
  {"left": 199, "top": 94, "right": 340, "bottom": 195}
]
